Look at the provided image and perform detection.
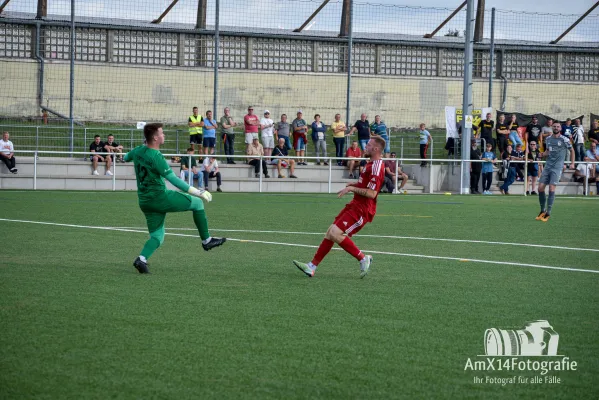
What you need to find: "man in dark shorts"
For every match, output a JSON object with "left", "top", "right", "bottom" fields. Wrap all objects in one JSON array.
[
  {"left": 123, "top": 123, "right": 225, "bottom": 273},
  {"left": 188, "top": 106, "right": 204, "bottom": 154},
  {"left": 479, "top": 113, "right": 495, "bottom": 152},
  {"left": 293, "top": 136, "right": 387, "bottom": 279},
  {"left": 89, "top": 134, "right": 112, "bottom": 176}
]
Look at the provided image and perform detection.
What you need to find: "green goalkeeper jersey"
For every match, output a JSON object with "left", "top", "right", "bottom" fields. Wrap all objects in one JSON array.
[{"left": 125, "top": 145, "right": 172, "bottom": 202}]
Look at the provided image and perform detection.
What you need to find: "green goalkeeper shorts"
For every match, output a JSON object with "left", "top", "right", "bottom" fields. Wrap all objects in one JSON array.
[{"left": 140, "top": 190, "right": 203, "bottom": 232}]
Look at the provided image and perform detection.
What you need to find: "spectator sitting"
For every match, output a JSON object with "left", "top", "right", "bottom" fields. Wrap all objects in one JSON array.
[
  {"left": 499, "top": 144, "right": 515, "bottom": 195},
  {"left": 589, "top": 120, "right": 599, "bottom": 145},
  {"left": 508, "top": 114, "right": 523, "bottom": 149},
  {"left": 0, "top": 131, "right": 17, "bottom": 173},
  {"left": 271, "top": 137, "right": 298, "bottom": 178},
  {"left": 384, "top": 151, "right": 408, "bottom": 194},
  {"left": 345, "top": 140, "right": 362, "bottom": 178},
  {"left": 512, "top": 143, "right": 525, "bottom": 181},
  {"left": 180, "top": 147, "right": 203, "bottom": 188},
  {"left": 585, "top": 142, "right": 599, "bottom": 176},
  {"left": 526, "top": 141, "right": 542, "bottom": 195},
  {"left": 573, "top": 163, "right": 596, "bottom": 195},
  {"left": 89, "top": 134, "right": 112, "bottom": 176},
  {"left": 311, "top": 114, "right": 328, "bottom": 165},
  {"left": 105, "top": 134, "right": 124, "bottom": 163},
  {"left": 247, "top": 137, "right": 270, "bottom": 178},
  {"left": 201, "top": 156, "right": 222, "bottom": 192}
]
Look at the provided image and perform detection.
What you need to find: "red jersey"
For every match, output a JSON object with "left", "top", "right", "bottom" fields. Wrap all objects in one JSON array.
[
  {"left": 348, "top": 159, "right": 385, "bottom": 222},
  {"left": 244, "top": 114, "right": 259, "bottom": 133},
  {"left": 346, "top": 147, "right": 361, "bottom": 158}
]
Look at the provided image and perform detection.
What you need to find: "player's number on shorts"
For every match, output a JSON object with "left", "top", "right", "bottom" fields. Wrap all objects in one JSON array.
[{"left": 136, "top": 164, "right": 149, "bottom": 188}]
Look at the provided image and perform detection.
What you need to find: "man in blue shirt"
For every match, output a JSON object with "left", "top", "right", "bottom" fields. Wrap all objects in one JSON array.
[
  {"left": 370, "top": 115, "right": 390, "bottom": 154},
  {"left": 419, "top": 123, "right": 432, "bottom": 167},
  {"left": 202, "top": 110, "right": 217, "bottom": 155},
  {"left": 481, "top": 142, "right": 496, "bottom": 195}
]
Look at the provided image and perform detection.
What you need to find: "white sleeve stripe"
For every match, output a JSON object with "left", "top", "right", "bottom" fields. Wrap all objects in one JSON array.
[{"left": 368, "top": 182, "right": 376, "bottom": 190}]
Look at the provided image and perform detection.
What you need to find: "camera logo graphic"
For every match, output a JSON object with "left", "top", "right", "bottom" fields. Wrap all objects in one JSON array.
[{"left": 484, "top": 320, "right": 559, "bottom": 356}]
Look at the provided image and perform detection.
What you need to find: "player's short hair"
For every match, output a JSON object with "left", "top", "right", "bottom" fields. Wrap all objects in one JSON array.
[
  {"left": 144, "top": 123, "right": 163, "bottom": 143},
  {"left": 371, "top": 136, "right": 386, "bottom": 152}
]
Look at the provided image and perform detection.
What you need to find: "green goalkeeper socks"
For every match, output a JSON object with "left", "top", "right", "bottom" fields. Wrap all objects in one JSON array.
[{"left": 193, "top": 210, "right": 210, "bottom": 241}]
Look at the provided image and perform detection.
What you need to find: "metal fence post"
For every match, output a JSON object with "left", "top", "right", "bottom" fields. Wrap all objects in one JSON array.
[
  {"left": 429, "top": 142, "right": 434, "bottom": 194},
  {"left": 344, "top": 0, "right": 353, "bottom": 136},
  {"left": 130, "top": 129, "right": 134, "bottom": 151},
  {"left": 188, "top": 154, "right": 193, "bottom": 186},
  {"left": 394, "top": 158, "right": 399, "bottom": 194},
  {"left": 400, "top": 137, "right": 404, "bottom": 161},
  {"left": 259, "top": 155, "right": 263, "bottom": 193},
  {"left": 176, "top": 129, "right": 180, "bottom": 154},
  {"left": 328, "top": 160, "right": 332, "bottom": 193},
  {"left": 35, "top": 126, "right": 40, "bottom": 153},
  {"left": 34, "top": 150, "right": 38, "bottom": 190},
  {"left": 112, "top": 156, "right": 116, "bottom": 191},
  {"left": 488, "top": 7, "right": 496, "bottom": 108},
  {"left": 83, "top": 127, "right": 87, "bottom": 160}
]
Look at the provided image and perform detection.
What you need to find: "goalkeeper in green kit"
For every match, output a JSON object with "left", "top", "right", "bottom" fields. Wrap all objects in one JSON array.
[{"left": 124, "top": 123, "right": 226, "bottom": 274}]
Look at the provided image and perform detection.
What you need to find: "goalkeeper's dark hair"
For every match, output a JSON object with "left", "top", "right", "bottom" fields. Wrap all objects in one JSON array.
[{"left": 144, "top": 123, "right": 163, "bottom": 143}]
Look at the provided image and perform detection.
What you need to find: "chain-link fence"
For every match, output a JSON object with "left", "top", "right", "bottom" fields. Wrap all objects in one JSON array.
[{"left": 1, "top": 0, "right": 598, "bottom": 165}]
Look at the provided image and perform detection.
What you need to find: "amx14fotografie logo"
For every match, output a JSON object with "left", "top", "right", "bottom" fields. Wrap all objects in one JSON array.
[{"left": 465, "top": 320, "right": 578, "bottom": 385}]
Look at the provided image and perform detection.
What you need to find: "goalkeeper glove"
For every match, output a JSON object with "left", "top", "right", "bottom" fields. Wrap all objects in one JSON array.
[{"left": 188, "top": 187, "right": 212, "bottom": 202}]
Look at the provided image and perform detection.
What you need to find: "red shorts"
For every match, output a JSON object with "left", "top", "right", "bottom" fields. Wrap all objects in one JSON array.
[{"left": 334, "top": 205, "right": 367, "bottom": 237}]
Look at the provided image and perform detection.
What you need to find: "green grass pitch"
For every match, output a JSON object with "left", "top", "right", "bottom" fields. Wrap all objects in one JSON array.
[{"left": 0, "top": 191, "right": 597, "bottom": 399}]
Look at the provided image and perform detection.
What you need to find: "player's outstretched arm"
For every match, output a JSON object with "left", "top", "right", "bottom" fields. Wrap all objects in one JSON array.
[
  {"left": 164, "top": 170, "right": 212, "bottom": 202},
  {"left": 123, "top": 151, "right": 133, "bottom": 162},
  {"left": 337, "top": 186, "right": 377, "bottom": 199}
]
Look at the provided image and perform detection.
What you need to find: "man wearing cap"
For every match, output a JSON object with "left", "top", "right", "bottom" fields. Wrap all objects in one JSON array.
[
  {"left": 246, "top": 137, "right": 270, "bottom": 179},
  {"left": 292, "top": 110, "right": 308, "bottom": 165},
  {"left": 260, "top": 110, "right": 275, "bottom": 160},
  {"left": 244, "top": 106, "right": 260, "bottom": 153}
]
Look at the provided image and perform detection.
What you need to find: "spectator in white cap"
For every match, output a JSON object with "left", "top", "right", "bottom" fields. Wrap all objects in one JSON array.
[{"left": 260, "top": 110, "right": 275, "bottom": 161}]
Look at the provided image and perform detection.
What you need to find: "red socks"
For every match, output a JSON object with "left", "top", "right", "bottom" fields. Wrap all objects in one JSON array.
[
  {"left": 312, "top": 239, "right": 334, "bottom": 266},
  {"left": 339, "top": 237, "right": 364, "bottom": 261}
]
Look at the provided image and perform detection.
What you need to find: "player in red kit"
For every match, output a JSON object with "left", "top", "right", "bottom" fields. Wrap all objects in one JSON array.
[{"left": 293, "top": 136, "right": 386, "bottom": 278}]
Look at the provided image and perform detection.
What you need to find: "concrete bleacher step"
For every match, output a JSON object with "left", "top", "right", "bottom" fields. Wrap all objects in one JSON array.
[
  {"left": 0, "top": 157, "right": 426, "bottom": 193},
  {"left": 488, "top": 170, "right": 592, "bottom": 195}
]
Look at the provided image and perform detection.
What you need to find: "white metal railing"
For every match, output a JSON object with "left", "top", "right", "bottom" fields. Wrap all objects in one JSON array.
[{"left": 4, "top": 150, "right": 598, "bottom": 196}]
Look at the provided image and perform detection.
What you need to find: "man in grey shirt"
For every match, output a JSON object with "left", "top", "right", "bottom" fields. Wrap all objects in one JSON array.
[
  {"left": 536, "top": 121, "right": 575, "bottom": 222},
  {"left": 275, "top": 114, "right": 291, "bottom": 150},
  {"left": 220, "top": 107, "right": 237, "bottom": 164}
]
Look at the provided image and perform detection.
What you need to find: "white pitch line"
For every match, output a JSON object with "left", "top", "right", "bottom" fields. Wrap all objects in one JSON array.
[
  {"left": 1, "top": 218, "right": 598, "bottom": 275},
  {"left": 109, "top": 227, "right": 599, "bottom": 253}
]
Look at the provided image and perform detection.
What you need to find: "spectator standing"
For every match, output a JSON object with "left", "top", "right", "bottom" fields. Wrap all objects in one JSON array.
[
  {"left": 588, "top": 120, "right": 599, "bottom": 145},
  {"left": 220, "top": 107, "right": 237, "bottom": 164},
  {"left": 479, "top": 113, "right": 495, "bottom": 152},
  {"left": 499, "top": 144, "right": 515, "bottom": 195},
  {"left": 419, "top": 123, "right": 432, "bottom": 167},
  {"left": 104, "top": 134, "right": 124, "bottom": 163},
  {"left": 260, "top": 110, "right": 275, "bottom": 160},
  {"left": 470, "top": 139, "right": 482, "bottom": 194},
  {"left": 346, "top": 141, "right": 362, "bottom": 178},
  {"left": 247, "top": 137, "right": 270, "bottom": 179},
  {"left": 541, "top": 118, "right": 554, "bottom": 149},
  {"left": 481, "top": 142, "right": 496, "bottom": 195},
  {"left": 572, "top": 118, "right": 586, "bottom": 164},
  {"left": 180, "top": 147, "right": 203, "bottom": 188},
  {"left": 292, "top": 110, "right": 308, "bottom": 165},
  {"left": 508, "top": 114, "right": 523, "bottom": 149},
  {"left": 201, "top": 156, "right": 222, "bottom": 192},
  {"left": 244, "top": 106, "right": 260, "bottom": 153},
  {"left": 188, "top": 106, "right": 204, "bottom": 155},
  {"left": 0, "top": 131, "right": 17, "bottom": 173},
  {"left": 526, "top": 115, "right": 543, "bottom": 150},
  {"left": 275, "top": 114, "right": 292, "bottom": 151},
  {"left": 202, "top": 110, "right": 217, "bottom": 155},
  {"left": 271, "top": 137, "right": 298, "bottom": 179},
  {"left": 331, "top": 113, "right": 347, "bottom": 166},
  {"left": 561, "top": 118, "right": 574, "bottom": 141},
  {"left": 89, "top": 134, "right": 112, "bottom": 176},
  {"left": 370, "top": 115, "right": 390, "bottom": 154},
  {"left": 349, "top": 113, "right": 370, "bottom": 151},
  {"left": 526, "top": 141, "right": 542, "bottom": 195},
  {"left": 496, "top": 114, "right": 510, "bottom": 155},
  {"left": 311, "top": 114, "right": 328, "bottom": 165},
  {"left": 513, "top": 144, "right": 525, "bottom": 181}
]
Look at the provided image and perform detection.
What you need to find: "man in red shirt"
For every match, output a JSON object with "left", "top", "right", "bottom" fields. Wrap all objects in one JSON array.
[
  {"left": 346, "top": 140, "right": 362, "bottom": 178},
  {"left": 244, "top": 106, "right": 260, "bottom": 153},
  {"left": 293, "top": 136, "right": 386, "bottom": 278}
]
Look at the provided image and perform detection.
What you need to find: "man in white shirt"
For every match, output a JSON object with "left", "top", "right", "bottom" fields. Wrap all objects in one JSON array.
[
  {"left": 201, "top": 156, "right": 222, "bottom": 192},
  {"left": 0, "top": 131, "right": 17, "bottom": 173},
  {"left": 260, "top": 110, "right": 275, "bottom": 160}
]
